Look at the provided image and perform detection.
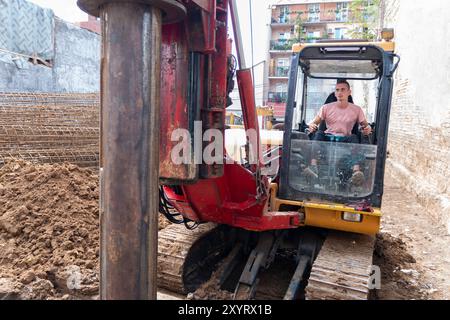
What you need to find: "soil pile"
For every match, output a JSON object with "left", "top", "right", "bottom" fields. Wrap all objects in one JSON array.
[
  {"left": 372, "top": 232, "right": 428, "bottom": 300},
  {"left": 0, "top": 159, "right": 173, "bottom": 300},
  {"left": 188, "top": 266, "right": 233, "bottom": 300},
  {"left": 0, "top": 160, "right": 100, "bottom": 300}
]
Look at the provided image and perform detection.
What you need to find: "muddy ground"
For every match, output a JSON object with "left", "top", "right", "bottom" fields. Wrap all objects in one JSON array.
[
  {"left": 0, "top": 160, "right": 448, "bottom": 300},
  {"left": 376, "top": 168, "right": 450, "bottom": 300}
]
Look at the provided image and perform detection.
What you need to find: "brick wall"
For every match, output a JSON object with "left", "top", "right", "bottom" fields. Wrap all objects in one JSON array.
[
  {"left": 321, "top": 3, "right": 337, "bottom": 21},
  {"left": 78, "top": 15, "right": 101, "bottom": 34},
  {"left": 382, "top": 0, "right": 450, "bottom": 233},
  {"left": 289, "top": 4, "right": 307, "bottom": 19}
]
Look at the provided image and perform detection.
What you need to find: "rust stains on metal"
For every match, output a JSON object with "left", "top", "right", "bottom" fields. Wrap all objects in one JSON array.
[{"left": 98, "top": 1, "right": 163, "bottom": 300}]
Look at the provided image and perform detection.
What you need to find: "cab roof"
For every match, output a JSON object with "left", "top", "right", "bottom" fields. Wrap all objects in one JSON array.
[{"left": 292, "top": 41, "right": 395, "bottom": 53}]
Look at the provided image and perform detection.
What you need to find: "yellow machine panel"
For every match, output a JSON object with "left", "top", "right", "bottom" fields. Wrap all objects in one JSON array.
[
  {"left": 304, "top": 205, "right": 381, "bottom": 236},
  {"left": 292, "top": 41, "right": 395, "bottom": 53},
  {"left": 270, "top": 184, "right": 381, "bottom": 236}
]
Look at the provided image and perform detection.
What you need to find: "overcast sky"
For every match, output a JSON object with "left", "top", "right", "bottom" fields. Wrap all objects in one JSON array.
[
  {"left": 230, "top": 0, "right": 272, "bottom": 65},
  {"left": 28, "top": 0, "right": 88, "bottom": 22}
]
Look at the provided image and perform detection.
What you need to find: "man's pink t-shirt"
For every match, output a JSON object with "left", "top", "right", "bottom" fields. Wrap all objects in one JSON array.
[{"left": 318, "top": 102, "right": 366, "bottom": 137}]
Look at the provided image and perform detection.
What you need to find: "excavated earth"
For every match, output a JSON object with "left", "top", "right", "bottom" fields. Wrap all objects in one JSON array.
[
  {"left": 0, "top": 159, "right": 99, "bottom": 300},
  {"left": 0, "top": 159, "right": 168, "bottom": 300},
  {"left": 0, "top": 159, "right": 448, "bottom": 300}
]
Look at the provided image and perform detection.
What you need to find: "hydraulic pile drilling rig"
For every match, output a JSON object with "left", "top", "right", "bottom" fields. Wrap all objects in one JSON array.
[{"left": 77, "top": 0, "right": 399, "bottom": 300}]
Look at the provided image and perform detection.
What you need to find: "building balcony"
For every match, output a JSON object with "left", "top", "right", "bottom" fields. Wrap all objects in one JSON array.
[
  {"left": 270, "top": 39, "right": 296, "bottom": 51},
  {"left": 268, "top": 92, "right": 288, "bottom": 103},
  {"left": 272, "top": 18, "right": 336, "bottom": 26},
  {"left": 270, "top": 37, "right": 326, "bottom": 51},
  {"left": 269, "top": 66, "right": 290, "bottom": 78},
  {"left": 303, "top": 37, "right": 323, "bottom": 43},
  {"left": 271, "top": 16, "right": 295, "bottom": 26}
]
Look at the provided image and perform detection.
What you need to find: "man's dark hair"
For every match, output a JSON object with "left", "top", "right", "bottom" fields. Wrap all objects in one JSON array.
[
  {"left": 336, "top": 78, "right": 350, "bottom": 89},
  {"left": 325, "top": 92, "right": 354, "bottom": 104}
]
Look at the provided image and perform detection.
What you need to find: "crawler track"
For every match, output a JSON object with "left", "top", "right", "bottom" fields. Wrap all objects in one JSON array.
[
  {"left": 306, "top": 231, "right": 376, "bottom": 300},
  {"left": 157, "top": 223, "right": 230, "bottom": 295},
  {"left": 158, "top": 224, "right": 376, "bottom": 300}
]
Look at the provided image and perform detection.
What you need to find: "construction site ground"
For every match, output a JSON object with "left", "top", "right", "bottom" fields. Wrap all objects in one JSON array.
[
  {"left": 376, "top": 167, "right": 450, "bottom": 300},
  {"left": 1, "top": 160, "right": 448, "bottom": 300}
]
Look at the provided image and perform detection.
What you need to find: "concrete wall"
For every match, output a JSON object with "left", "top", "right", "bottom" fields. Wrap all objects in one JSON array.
[
  {"left": 0, "top": 60, "right": 55, "bottom": 92},
  {"left": 382, "top": 0, "right": 450, "bottom": 232},
  {"left": 0, "top": 18, "right": 100, "bottom": 93},
  {"left": 53, "top": 19, "right": 100, "bottom": 92}
]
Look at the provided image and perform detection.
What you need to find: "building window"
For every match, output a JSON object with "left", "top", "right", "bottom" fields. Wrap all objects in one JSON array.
[
  {"left": 308, "top": 4, "right": 320, "bottom": 22},
  {"left": 363, "top": 0, "right": 376, "bottom": 22},
  {"left": 336, "top": 2, "right": 348, "bottom": 22},
  {"left": 276, "top": 83, "right": 287, "bottom": 93},
  {"left": 334, "top": 28, "right": 347, "bottom": 39},
  {"left": 279, "top": 5, "right": 289, "bottom": 23},
  {"left": 307, "top": 31, "right": 321, "bottom": 39},
  {"left": 279, "top": 32, "right": 290, "bottom": 40},
  {"left": 275, "top": 58, "right": 290, "bottom": 77},
  {"left": 277, "top": 58, "right": 289, "bottom": 67}
]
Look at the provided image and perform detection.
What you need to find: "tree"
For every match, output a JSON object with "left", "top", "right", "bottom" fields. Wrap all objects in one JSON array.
[
  {"left": 347, "top": 0, "right": 382, "bottom": 40},
  {"left": 293, "top": 11, "right": 305, "bottom": 42}
]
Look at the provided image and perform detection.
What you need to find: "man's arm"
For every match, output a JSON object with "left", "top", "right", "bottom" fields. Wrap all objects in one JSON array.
[
  {"left": 359, "top": 120, "right": 372, "bottom": 136},
  {"left": 308, "top": 115, "right": 322, "bottom": 133},
  {"left": 357, "top": 107, "right": 372, "bottom": 136}
]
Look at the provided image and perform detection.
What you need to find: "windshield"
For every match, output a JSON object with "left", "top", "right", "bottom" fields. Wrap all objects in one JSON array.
[
  {"left": 289, "top": 65, "right": 380, "bottom": 199},
  {"left": 289, "top": 140, "right": 377, "bottom": 198}
]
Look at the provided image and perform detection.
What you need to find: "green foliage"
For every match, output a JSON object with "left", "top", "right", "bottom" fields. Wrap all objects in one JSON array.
[
  {"left": 294, "top": 12, "right": 304, "bottom": 42},
  {"left": 270, "top": 38, "right": 298, "bottom": 51},
  {"left": 347, "top": 0, "right": 381, "bottom": 40}
]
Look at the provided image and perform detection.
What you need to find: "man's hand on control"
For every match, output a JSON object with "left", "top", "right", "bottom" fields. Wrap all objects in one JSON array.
[
  {"left": 362, "top": 125, "right": 372, "bottom": 136},
  {"left": 308, "top": 123, "right": 318, "bottom": 133}
]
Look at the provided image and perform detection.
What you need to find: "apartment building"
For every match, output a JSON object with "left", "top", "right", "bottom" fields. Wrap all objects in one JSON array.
[{"left": 265, "top": 0, "right": 359, "bottom": 121}]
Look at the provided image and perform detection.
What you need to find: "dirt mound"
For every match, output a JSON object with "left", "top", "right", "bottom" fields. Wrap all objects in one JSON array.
[
  {"left": 372, "top": 232, "right": 427, "bottom": 300},
  {"left": 0, "top": 159, "right": 100, "bottom": 300},
  {"left": 0, "top": 159, "right": 172, "bottom": 300},
  {"left": 188, "top": 266, "right": 233, "bottom": 300}
]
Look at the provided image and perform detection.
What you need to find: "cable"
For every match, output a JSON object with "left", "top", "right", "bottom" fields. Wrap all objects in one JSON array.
[
  {"left": 159, "top": 186, "right": 184, "bottom": 224},
  {"left": 159, "top": 186, "right": 201, "bottom": 230}
]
